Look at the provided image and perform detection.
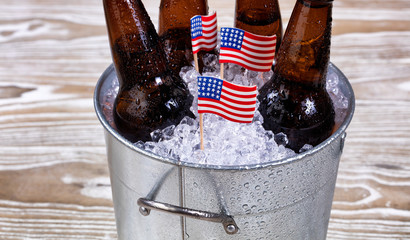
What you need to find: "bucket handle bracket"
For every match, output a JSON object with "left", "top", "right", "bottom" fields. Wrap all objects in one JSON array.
[{"left": 137, "top": 197, "right": 239, "bottom": 235}]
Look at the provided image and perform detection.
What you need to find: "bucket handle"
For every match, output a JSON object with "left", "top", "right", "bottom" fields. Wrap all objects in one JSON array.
[{"left": 137, "top": 197, "right": 239, "bottom": 235}]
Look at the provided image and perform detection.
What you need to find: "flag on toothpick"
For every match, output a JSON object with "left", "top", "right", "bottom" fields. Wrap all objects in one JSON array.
[
  {"left": 190, "top": 12, "right": 218, "bottom": 54},
  {"left": 197, "top": 76, "right": 257, "bottom": 123},
  {"left": 219, "top": 27, "right": 276, "bottom": 72}
]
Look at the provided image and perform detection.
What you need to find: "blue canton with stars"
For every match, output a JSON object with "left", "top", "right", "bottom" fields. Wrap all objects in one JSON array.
[
  {"left": 197, "top": 77, "right": 223, "bottom": 100},
  {"left": 220, "top": 27, "right": 245, "bottom": 50},
  {"left": 190, "top": 16, "right": 203, "bottom": 39}
]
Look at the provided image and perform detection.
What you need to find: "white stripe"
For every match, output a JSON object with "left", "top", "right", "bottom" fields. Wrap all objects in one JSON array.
[
  {"left": 198, "top": 99, "right": 255, "bottom": 115},
  {"left": 223, "top": 86, "right": 258, "bottom": 96},
  {"left": 243, "top": 35, "right": 276, "bottom": 45},
  {"left": 240, "top": 45, "right": 276, "bottom": 58},
  {"left": 219, "top": 97, "right": 256, "bottom": 108},
  {"left": 192, "top": 42, "right": 217, "bottom": 52},
  {"left": 221, "top": 91, "right": 256, "bottom": 103},
  {"left": 220, "top": 91, "right": 256, "bottom": 103},
  {"left": 219, "top": 54, "right": 272, "bottom": 71},
  {"left": 192, "top": 35, "right": 217, "bottom": 45},
  {"left": 201, "top": 28, "right": 218, "bottom": 37},
  {"left": 220, "top": 49, "right": 274, "bottom": 63},
  {"left": 198, "top": 107, "right": 254, "bottom": 122},
  {"left": 242, "top": 38, "right": 276, "bottom": 51},
  {"left": 202, "top": 16, "right": 217, "bottom": 26}
]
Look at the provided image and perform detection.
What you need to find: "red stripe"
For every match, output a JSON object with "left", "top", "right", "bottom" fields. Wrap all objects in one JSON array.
[
  {"left": 198, "top": 98, "right": 255, "bottom": 111},
  {"left": 220, "top": 47, "right": 274, "bottom": 61},
  {"left": 242, "top": 39, "right": 276, "bottom": 51},
  {"left": 192, "top": 36, "right": 217, "bottom": 46},
  {"left": 201, "top": 12, "right": 217, "bottom": 22},
  {"left": 222, "top": 80, "right": 257, "bottom": 92},
  {"left": 192, "top": 38, "right": 217, "bottom": 45},
  {"left": 221, "top": 89, "right": 256, "bottom": 99},
  {"left": 192, "top": 47, "right": 216, "bottom": 54},
  {"left": 202, "top": 26, "right": 218, "bottom": 34},
  {"left": 192, "top": 41, "right": 218, "bottom": 48},
  {"left": 192, "top": 41, "right": 217, "bottom": 49},
  {"left": 220, "top": 94, "right": 257, "bottom": 105},
  {"left": 219, "top": 52, "right": 273, "bottom": 67},
  {"left": 244, "top": 31, "right": 277, "bottom": 42},
  {"left": 219, "top": 59, "right": 271, "bottom": 72},
  {"left": 197, "top": 110, "right": 253, "bottom": 123},
  {"left": 192, "top": 31, "right": 217, "bottom": 41},
  {"left": 198, "top": 103, "right": 255, "bottom": 118},
  {"left": 241, "top": 44, "right": 276, "bottom": 55}
]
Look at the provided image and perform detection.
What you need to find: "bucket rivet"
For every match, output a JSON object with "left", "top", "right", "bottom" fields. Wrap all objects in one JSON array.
[
  {"left": 226, "top": 224, "right": 237, "bottom": 234},
  {"left": 139, "top": 207, "right": 150, "bottom": 216}
]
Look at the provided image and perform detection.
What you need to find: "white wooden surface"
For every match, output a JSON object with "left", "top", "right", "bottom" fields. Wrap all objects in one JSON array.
[{"left": 0, "top": 0, "right": 409, "bottom": 239}]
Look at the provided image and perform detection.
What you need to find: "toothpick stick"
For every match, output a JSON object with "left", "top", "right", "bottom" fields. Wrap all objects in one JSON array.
[
  {"left": 194, "top": 53, "right": 205, "bottom": 150},
  {"left": 220, "top": 62, "right": 224, "bottom": 79},
  {"left": 194, "top": 53, "right": 199, "bottom": 73},
  {"left": 200, "top": 113, "right": 204, "bottom": 150}
]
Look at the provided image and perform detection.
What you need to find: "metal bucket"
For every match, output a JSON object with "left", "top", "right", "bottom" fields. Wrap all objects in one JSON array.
[{"left": 94, "top": 63, "right": 355, "bottom": 240}]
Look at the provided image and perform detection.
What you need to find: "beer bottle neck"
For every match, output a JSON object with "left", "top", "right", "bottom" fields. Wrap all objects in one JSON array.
[
  {"left": 158, "top": 0, "right": 209, "bottom": 35},
  {"left": 234, "top": 0, "right": 283, "bottom": 48},
  {"left": 274, "top": 0, "right": 333, "bottom": 88},
  {"left": 103, "top": 0, "right": 168, "bottom": 83}
]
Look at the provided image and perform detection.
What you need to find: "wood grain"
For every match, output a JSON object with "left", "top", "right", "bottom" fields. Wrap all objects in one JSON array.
[{"left": 0, "top": 0, "right": 409, "bottom": 239}]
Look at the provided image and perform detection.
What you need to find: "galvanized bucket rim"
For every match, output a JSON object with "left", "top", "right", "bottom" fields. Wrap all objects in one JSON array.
[{"left": 94, "top": 63, "right": 355, "bottom": 171}]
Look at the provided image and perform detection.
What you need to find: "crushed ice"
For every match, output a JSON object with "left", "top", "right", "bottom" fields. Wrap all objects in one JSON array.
[{"left": 103, "top": 54, "right": 349, "bottom": 166}]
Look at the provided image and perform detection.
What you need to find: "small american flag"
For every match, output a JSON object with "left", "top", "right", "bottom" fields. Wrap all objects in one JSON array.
[
  {"left": 197, "top": 76, "right": 257, "bottom": 123},
  {"left": 190, "top": 12, "right": 218, "bottom": 54},
  {"left": 219, "top": 27, "right": 276, "bottom": 72}
]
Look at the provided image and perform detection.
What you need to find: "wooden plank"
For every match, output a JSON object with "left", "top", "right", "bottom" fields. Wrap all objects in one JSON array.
[{"left": 0, "top": 0, "right": 409, "bottom": 239}]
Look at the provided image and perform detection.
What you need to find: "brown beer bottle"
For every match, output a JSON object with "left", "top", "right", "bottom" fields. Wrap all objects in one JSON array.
[
  {"left": 234, "top": 0, "right": 283, "bottom": 54},
  {"left": 159, "top": 0, "right": 215, "bottom": 73},
  {"left": 257, "top": 0, "right": 335, "bottom": 152},
  {"left": 103, "top": 0, "right": 194, "bottom": 142}
]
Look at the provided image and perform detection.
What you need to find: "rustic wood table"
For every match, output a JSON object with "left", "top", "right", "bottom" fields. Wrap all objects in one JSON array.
[{"left": 0, "top": 0, "right": 409, "bottom": 239}]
